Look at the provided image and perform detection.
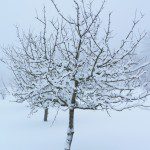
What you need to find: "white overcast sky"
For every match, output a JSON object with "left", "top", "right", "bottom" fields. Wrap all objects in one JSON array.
[
  {"left": 1, "top": 1, "right": 150, "bottom": 150},
  {"left": 0, "top": 0, "right": 150, "bottom": 82},
  {"left": 0, "top": 0, "right": 150, "bottom": 44}
]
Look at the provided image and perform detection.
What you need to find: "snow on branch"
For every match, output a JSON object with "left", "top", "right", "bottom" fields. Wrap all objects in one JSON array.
[{"left": 2, "top": 0, "right": 150, "bottom": 113}]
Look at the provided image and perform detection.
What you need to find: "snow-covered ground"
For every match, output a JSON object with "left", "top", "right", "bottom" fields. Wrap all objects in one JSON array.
[{"left": 1, "top": 95, "right": 150, "bottom": 150}]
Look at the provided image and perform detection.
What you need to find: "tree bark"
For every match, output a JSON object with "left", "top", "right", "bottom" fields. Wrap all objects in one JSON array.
[
  {"left": 44, "top": 108, "right": 48, "bottom": 122},
  {"left": 65, "top": 80, "right": 77, "bottom": 150},
  {"left": 65, "top": 108, "right": 75, "bottom": 150}
]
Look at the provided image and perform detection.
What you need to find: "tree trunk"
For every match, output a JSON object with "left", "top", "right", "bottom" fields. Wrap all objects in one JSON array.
[
  {"left": 65, "top": 108, "right": 75, "bottom": 150},
  {"left": 65, "top": 79, "right": 77, "bottom": 149},
  {"left": 44, "top": 108, "right": 48, "bottom": 122}
]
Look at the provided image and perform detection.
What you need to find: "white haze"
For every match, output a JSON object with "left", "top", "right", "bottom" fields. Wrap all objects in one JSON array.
[{"left": 0, "top": 0, "right": 150, "bottom": 150}]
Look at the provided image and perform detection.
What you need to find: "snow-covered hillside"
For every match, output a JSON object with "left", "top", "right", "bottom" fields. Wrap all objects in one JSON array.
[{"left": 1, "top": 95, "right": 150, "bottom": 150}]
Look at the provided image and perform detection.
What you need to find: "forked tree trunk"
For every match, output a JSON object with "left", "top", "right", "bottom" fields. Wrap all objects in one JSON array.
[
  {"left": 65, "top": 108, "right": 75, "bottom": 150},
  {"left": 44, "top": 108, "right": 48, "bottom": 122}
]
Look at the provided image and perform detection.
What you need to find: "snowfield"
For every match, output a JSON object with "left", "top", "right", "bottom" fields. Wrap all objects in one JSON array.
[{"left": 1, "top": 95, "right": 150, "bottom": 150}]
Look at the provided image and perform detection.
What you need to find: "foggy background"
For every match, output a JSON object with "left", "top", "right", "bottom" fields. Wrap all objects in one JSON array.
[
  {"left": 0, "top": 0, "right": 150, "bottom": 84},
  {"left": 0, "top": 0, "right": 150, "bottom": 150}
]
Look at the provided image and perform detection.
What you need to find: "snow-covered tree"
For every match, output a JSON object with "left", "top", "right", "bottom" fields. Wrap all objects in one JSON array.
[
  {"left": 0, "top": 89, "right": 6, "bottom": 100},
  {"left": 3, "top": 0, "right": 150, "bottom": 149}
]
